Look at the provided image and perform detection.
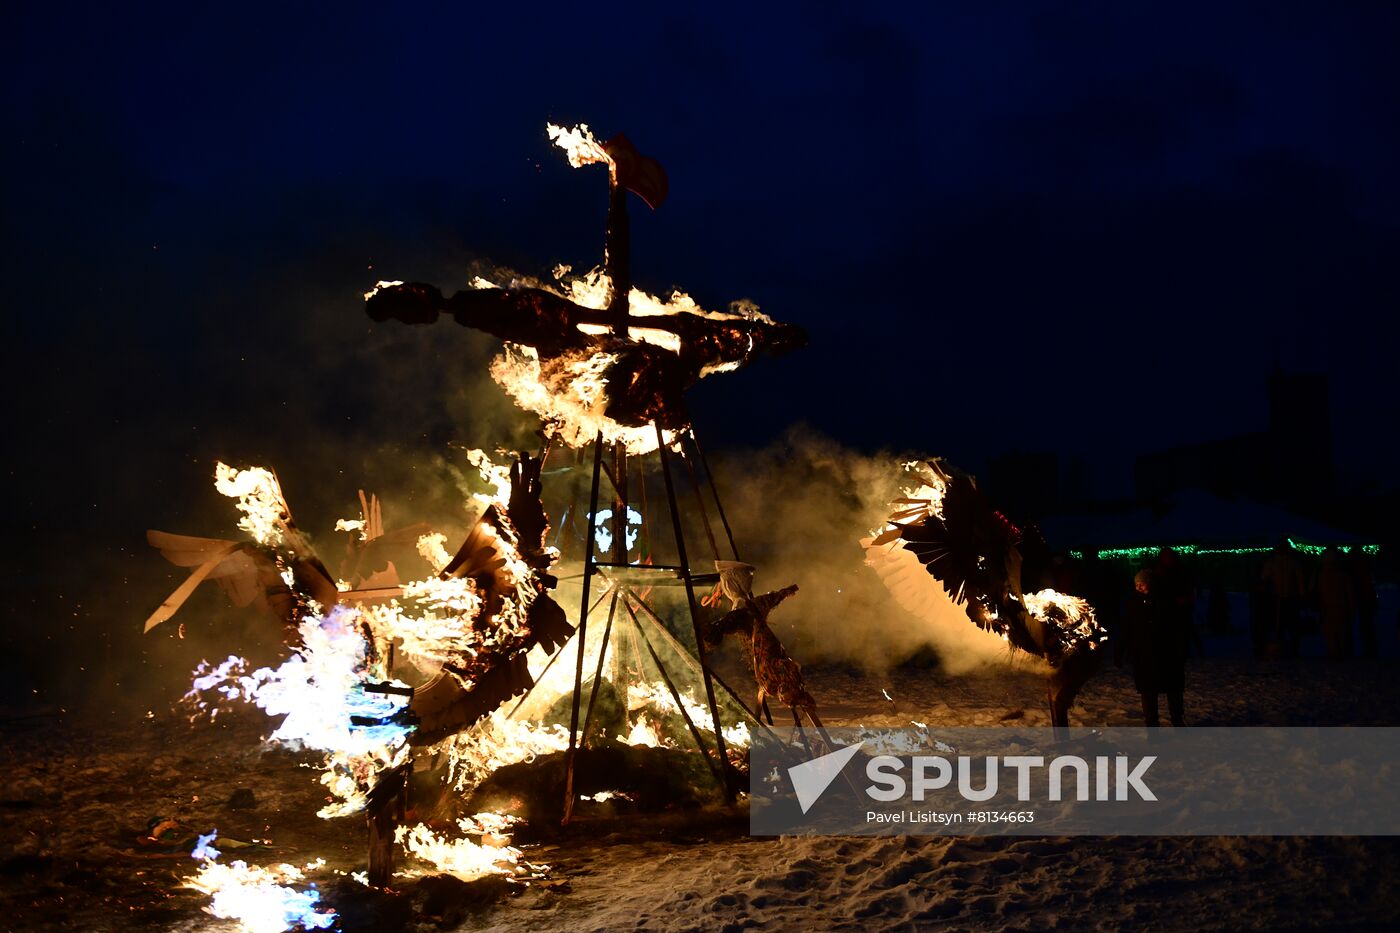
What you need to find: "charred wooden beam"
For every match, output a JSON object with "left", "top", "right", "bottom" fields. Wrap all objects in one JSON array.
[
  {"left": 366, "top": 762, "right": 412, "bottom": 888},
  {"left": 366, "top": 282, "right": 807, "bottom": 367}
]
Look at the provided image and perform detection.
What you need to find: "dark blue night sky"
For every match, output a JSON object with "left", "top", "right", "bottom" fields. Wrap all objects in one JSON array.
[
  {"left": 5, "top": 3, "right": 1399, "bottom": 698},
  {"left": 10, "top": 2, "right": 1399, "bottom": 467}
]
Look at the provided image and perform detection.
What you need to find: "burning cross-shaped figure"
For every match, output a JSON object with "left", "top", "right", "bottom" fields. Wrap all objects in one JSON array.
[
  {"left": 367, "top": 123, "right": 811, "bottom": 818},
  {"left": 364, "top": 124, "right": 806, "bottom": 456}
]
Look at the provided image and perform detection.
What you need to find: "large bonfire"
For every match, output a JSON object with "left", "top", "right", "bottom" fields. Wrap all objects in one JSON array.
[{"left": 144, "top": 121, "right": 809, "bottom": 932}]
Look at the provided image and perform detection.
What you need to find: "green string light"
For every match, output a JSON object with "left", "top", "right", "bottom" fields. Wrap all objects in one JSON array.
[{"left": 1081, "top": 541, "right": 1382, "bottom": 560}]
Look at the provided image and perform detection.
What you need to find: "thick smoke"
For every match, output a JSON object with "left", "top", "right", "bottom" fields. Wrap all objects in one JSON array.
[
  {"left": 710, "top": 428, "right": 1022, "bottom": 674},
  {"left": 32, "top": 251, "right": 546, "bottom": 716}
]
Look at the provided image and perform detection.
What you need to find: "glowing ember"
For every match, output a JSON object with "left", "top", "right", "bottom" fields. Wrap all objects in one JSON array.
[{"left": 363, "top": 279, "right": 404, "bottom": 301}]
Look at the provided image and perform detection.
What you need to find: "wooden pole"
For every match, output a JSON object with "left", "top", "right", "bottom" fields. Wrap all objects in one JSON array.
[
  {"left": 687, "top": 427, "right": 774, "bottom": 725},
  {"left": 504, "top": 585, "right": 613, "bottom": 721},
  {"left": 654, "top": 421, "right": 736, "bottom": 800},
  {"left": 365, "top": 762, "right": 411, "bottom": 888},
  {"left": 680, "top": 437, "right": 721, "bottom": 562},
  {"left": 625, "top": 591, "right": 784, "bottom": 748},
  {"left": 562, "top": 432, "right": 605, "bottom": 825},
  {"left": 580, "top": 590, "right": 620, "bottom": 740},
  {"left": 605, "top": 178, "right": 631, "bottom": 335},
  {"left": 620, "top": 592, "right": 725, "bottom": 790},
  {"left": 688, "top": 428, "right": 742, "bottom": 561}
]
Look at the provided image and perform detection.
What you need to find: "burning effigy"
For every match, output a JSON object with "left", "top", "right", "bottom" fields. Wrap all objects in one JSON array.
[
  {"left": 703, "top": 562, "right": 815, "bottom": 728},
  {"left": 149, "top": 449, "right": 568, "bottom": 909},
  {"left": 144, "top": 121, "right": 814, "bottom": 929},
  {"left": 863, "top": 458, "right": 1107, "bottom": 732}
]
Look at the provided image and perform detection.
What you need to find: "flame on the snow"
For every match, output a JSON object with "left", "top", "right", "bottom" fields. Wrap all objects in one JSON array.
[
  {"left": 185, "top": 840, "right": 336, "bottom": 933},
  {"left": 185, "top": 607, "right": 413, "bottom": 818},
  {"left": 397, "top": 812, "right": 541, "bottom": 881}
]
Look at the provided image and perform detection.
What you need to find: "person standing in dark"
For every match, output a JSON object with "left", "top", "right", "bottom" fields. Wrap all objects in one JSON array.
[
  {"left": 1154, "top": 546, "right": 1201, "bottom": 657},
  {"left": 1259, "top": 539, "right": 1306, "bottom": 659},
  {"left": 1119, "top": 568, "right": 1189, "bottom": 726},
  {"left": 1318, "top": 547, "right": 1355, "bottom": 660},
  {"left": 1349, "top": 550, "right": 1378, "bottom": 658}
]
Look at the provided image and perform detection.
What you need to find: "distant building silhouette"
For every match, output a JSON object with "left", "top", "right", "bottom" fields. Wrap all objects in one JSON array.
[{"left": 1135, "top": 369, "right": 1332, "bottom": 509}]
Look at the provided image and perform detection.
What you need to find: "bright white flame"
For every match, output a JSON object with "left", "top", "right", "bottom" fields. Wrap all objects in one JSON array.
[
  {"left": 626, "top": 681, "right": 751, "bottom": 748},
  {"left": 187, "top": 607, "right": 413, "bottom": 818},
  {"left": 546, "top": 123, "right": 613, "bottom": 171},
  {"left": 490, "top": 343, "right": 680, "bottom": 455},
  {"left": 622, "top": 718, "right": 663, "bottom": 747},
  {"left": 397, "top": 812, "right": 540, "bottom": 881},
  {"left": 363, "top": 280, "right": 404, "bottom": 301},
  {"left": 1022, "top": 588, "right": 1108, "bottom": 652},
  {"left": 416, "top": 532, "right": 451, "bottom": 573},
  {"left": 466, "top": 448, "right": 513, "bottom": 509},
  {"left": 366, "top": 578, "right": 493, "bottom": 666},
  {"left": 214, "top": 463, "right": 288, "bottom": 546},
  {"left": 557, "top": 265, "right": 771, "bottom": 326},
  {"left": 186, "top": 845, "right": 336, "bottom": 933},
  {"left": 334, "top": 518, "right": 366, "bottom": 540},
  {"left": 476, "top": 263, "right": 770, "bottom": 453},
  {"left": 444, "top": 712, "right": 572, "bottom": 791}
]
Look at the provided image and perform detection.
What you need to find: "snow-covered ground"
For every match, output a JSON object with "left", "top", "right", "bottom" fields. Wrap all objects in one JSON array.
[
  {"left": 483, "top": 652, "right": 1400, "bottom": 933},
  {"left": 4, "top": 633, "right": 1399, "bottom": 932}
]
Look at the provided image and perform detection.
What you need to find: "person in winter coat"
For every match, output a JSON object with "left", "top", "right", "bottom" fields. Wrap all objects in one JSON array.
[{"left": 1119, "top": 568, "right": 1189, "bottom": 726}]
